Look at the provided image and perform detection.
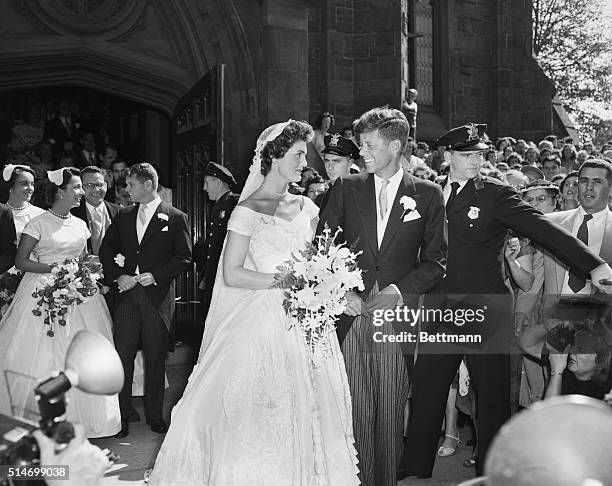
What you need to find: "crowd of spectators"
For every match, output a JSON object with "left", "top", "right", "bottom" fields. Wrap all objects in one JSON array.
[
  {"left": 0, "top": 100, "right": 171, "bottom": 208},
  {"left": 297, "top": 112, "right": 612, "bottom": 469}
]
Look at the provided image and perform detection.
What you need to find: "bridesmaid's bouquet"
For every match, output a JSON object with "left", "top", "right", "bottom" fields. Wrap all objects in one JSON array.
[
  {"left": 274, "top": 224, "right": 364, "bottom": 360},
  {"left": 32, "top": 255, "right": 103, "bottom": 337},
  {"left": 0, "top": 268, "right": 24, "bottom": 315}
]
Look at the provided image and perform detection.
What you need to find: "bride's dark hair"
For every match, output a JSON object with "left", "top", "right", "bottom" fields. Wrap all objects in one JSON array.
[
  {"left": 260, "top": 120, "right": 313, "bottom": 176},
  {"left": 44, "top": 167, "right": 81, "bottom": 206}
]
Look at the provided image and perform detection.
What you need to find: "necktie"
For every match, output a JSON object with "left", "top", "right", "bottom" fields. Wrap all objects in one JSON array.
[
  {"left": 90, "top": 208, "right": 103, "bottom": 255},
  {"left": 379, "top": 179, "right": 390, "bottom": 219},
  {"left": 138, "top": 204, "right": 147, "bottom": 226},
  {"left": 568, "top": 214, "right": 593, "bottom": 292},
  {"left": 446, "top": 181, "right": 460, "bottom": 210},
  {"left": 88, "top": 153, "right": 94, "bottom": 165}
]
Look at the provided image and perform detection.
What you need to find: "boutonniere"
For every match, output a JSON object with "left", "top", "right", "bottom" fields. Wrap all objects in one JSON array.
[
  {"left": 467, "top": 206, "right": 480, "bottom": 220},
  {"left": 220, "top": 210, "right": 226, "bottom": 219},
  {"left": 114, "top": 253, "right": 125, "bottom": 268},
  {"left": 399, "top": 195, "right": 417, "bottom": 218},
  {"left": 157, "top": 213, "right": 168, "bottom": 221}
]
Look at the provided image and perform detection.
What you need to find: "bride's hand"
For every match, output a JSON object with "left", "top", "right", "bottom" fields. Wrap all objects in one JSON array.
[{"left": 344, "top": 290, "right": 365, "bottom": 316}]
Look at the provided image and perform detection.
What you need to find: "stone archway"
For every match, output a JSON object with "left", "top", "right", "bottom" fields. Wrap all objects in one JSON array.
[{"left": 0, "top": 0, "right": 261, "bottom": 163}]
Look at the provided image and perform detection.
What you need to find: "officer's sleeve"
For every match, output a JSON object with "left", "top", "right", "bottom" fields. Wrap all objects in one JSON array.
[{"left": 495, "top": 185, "right": 603, "bottom": 276}]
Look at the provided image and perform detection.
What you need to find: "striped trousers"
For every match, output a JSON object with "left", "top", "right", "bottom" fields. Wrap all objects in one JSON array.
[
  {"left": 114, "top": 285, "right": 169, "bottom": 422},
  {"left": 341, "top": 284, "right": 411, "bottom": 486}
]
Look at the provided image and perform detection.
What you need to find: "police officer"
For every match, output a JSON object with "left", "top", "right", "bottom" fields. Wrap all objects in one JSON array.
[
  {"left": 317, "top": 133, "right": 360, "bottom": 209},
  {"left": 399, "top": 123, "right": 612, "bottom": 479},
  {"left": 194, "top": 162, "right": 239, "bottom": 323}
]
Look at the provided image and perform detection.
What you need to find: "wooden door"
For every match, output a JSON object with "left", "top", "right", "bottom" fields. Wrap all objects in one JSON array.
[{"left": 172, "top": 64, "right": 225, "bottom": 338}]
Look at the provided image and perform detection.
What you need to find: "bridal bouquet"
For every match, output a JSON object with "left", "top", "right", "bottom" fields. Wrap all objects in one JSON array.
[
  {"left": 32, "top": 255, "right": 103, "bottom": 337},
  {"left": 0, "top": 268, "right": 24, "bottom": 315},
  {"left": 274, "top": 224, "right": 364, "bottom": 360}
]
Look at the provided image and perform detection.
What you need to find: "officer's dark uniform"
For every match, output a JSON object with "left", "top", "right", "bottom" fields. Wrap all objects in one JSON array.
[
  {"left": 399, "top": 124, "right": 605, "bottom": 479},
  {"left": 194, "top": 163, "right": 239, "bottom": 323},
  {"left": 315, "top": 134, "right": 360, "bottom": 210}
]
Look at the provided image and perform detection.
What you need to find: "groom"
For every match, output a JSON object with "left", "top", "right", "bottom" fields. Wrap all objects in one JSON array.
[
  {"left": 100, "top": 163, "right": 191, "bottom": 438},
  {"left": 319, "top": 107, "right": 447, "bottom": 486}
]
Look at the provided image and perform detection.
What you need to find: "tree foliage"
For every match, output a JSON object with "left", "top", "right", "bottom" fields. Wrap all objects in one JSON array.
[{"left": 532, "top": 0, "right": 612, "bottom": 141}]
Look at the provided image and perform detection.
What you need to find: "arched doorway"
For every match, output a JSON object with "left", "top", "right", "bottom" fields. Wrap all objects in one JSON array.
[
  {"left": 0, "top": 73, "right": 223, "bottom": 341},
  {"left": 0, "top": 0, "right": 264, "bottom": 341}
]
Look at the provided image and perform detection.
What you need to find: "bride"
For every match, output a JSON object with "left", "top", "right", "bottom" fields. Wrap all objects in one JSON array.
[{"left": 149, "top": 120, "right": 359, "bottom": 485}]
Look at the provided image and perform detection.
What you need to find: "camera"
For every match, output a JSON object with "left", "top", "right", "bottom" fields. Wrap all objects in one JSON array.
[
  {"left": 0, "top": 373, "right": 77, "bottom": 478},
  {"left": 0, "top": 330, "right": 124, "bottom": 485}
]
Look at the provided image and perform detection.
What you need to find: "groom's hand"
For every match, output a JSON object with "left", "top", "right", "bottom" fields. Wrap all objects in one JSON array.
[
  {"left": 365, "top": 285, "right": 400, "bottom": 313},
  {"left": 136, "top": 272, "right": 156, "bottom": 287},
  {"left": 117, "top": 274, "right": 137, "bottom": 293},
  {"left": 344, "top": 290, "right": 365, "bottom": 316}
]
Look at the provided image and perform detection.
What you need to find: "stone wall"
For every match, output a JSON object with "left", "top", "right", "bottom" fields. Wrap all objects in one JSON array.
[
  {"left": 308, "top": 0, "right": 404, "bottom": 131},
  {"left": 445, "top": 0, "right": 555, "bottom": 141},
  {"left": 307, "top": 0, "right": 556, "bottom": 143}
]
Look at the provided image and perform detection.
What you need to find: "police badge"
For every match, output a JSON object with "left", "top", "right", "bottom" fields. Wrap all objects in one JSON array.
[
  {"left": 466, "top": 123, "right": 479, "bottom": 141},
  {"left": 329, "top": 133, "right": 341, "bottom": 146}
]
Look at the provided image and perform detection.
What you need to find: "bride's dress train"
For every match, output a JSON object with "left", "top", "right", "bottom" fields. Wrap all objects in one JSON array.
[{"left": 149, "top": 200, "right": 359, "bottom": 485}]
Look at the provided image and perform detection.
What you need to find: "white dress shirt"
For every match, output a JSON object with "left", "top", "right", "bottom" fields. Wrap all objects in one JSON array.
[
  {"left": 374, "top": 167, "right": 404, "bottom": 248},
  {"left": 373, "top": 167, "right": 404, "bottom": 302},
  {"left": 561, "top": 206, "right": 609, "bottom": 295},
  {"left": 137, "top": 196, "right": 162, "bottom": 243},
  {"left": 86, "top": 201, "right": 109, "bottom": 255},
  {"left": 86, "top": 201, "right": 109, "bottom": 229},
  {"left": 135, "top": 196, "right": 162, "bottom": 276}
]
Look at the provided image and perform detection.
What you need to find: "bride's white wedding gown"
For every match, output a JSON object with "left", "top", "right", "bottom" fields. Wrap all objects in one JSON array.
[{"left": 149, "top": 198, "right": 359, "bottom": 485}]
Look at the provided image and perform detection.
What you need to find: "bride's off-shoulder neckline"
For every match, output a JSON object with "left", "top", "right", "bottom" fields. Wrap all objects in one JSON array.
[{"left": 236, "top": 204, "right": 306, "bottom": 224}]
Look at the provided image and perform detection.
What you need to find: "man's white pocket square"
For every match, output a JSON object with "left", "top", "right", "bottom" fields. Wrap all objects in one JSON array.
[
  {"left": 403, "top": 210, "right": 421, "bottom": 222},
  {"left": 161, "top": 226, "right": 169, "bottom": 232}
]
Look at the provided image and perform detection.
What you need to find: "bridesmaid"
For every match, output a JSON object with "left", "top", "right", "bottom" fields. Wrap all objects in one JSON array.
[
  {"left": 3, "top": 164, "right": 46, "bottom": 245},
  {"left": 1, "top": 165, "right": 45, "bottom": 319}
]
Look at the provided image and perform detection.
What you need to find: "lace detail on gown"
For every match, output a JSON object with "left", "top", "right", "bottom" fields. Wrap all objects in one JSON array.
[{"left": 150, "top": 197, "right": 359, "bottom": 485}]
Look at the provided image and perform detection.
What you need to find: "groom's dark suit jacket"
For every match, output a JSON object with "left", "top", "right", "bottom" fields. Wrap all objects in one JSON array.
[
  {"left": 99, "top": 201, "right": 192, "bottom": 333},
  {"left": 319, "top": 170, "right": 447, "bottom": 342},
  {"left": 0, "top": 203, "right": 16, "bottom": 274}
]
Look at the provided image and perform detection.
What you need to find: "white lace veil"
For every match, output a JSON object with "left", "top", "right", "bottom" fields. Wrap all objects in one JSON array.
[
  {"left": 196, "top": 120, "right": 295, "bottom": 363},
  {"left": 238, "top": 120, "right": 295, "bottom": 203}
]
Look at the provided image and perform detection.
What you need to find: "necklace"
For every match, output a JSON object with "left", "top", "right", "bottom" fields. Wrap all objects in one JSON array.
[
  {"left": 48, "top": 209, "right": 71, "bottom": 220},
  {"left": 7, "top": 202, "right": 28, "bottom": 211}
]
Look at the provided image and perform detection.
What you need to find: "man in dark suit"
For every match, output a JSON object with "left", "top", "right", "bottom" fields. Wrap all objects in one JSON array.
[
  {"left": 72, "top": 166, "right": 120, "bottom": 256},
  {"left": 0, "top": 203, "right": 16, "bottom": 274},
  {"left": 100, "top": 163, "right": 191, "bottom": 438},
  {"left": 43, "top": 99, "right": 75, "bottom": 155},
  {"left": 194, "top": 162, "right": 238, "bottom": 327},
  {"left": 72, "top": 165, "right": 120, "bottom": 311},
  {"left": 319, "top": 107, "right": 447, "bottom": 486},
  {"left": 75, "top": 131, "right": 98, "bottom": 169},
  {"left": 399, "top": 124, "right": 612, "bottom": 479}
]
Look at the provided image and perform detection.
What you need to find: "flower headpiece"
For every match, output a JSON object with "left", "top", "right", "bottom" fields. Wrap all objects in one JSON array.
[
  {"left": 3, "top": 164, "right": 30, "bottom": 182},
  {"left": 47, "top": 168, "right": 66, "bottom": 186}
]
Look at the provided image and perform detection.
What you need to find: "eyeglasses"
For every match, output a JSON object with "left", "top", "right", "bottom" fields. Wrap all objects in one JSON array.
[
  {"left": 523, "top": 195, "right": 555, "bottom": 204},
  {"left": 83, "top": 182, "right": 107, "bottom": 190}
]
